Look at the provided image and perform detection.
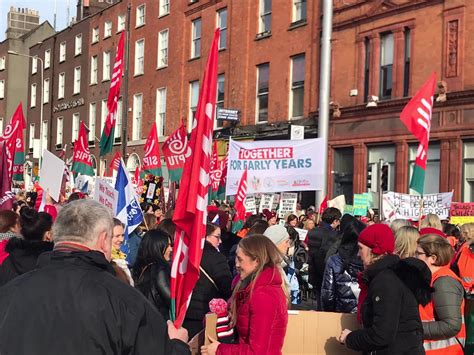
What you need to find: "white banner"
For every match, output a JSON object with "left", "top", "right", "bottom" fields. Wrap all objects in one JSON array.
[
  {"left": 93, "top": 178, "right": 118, "bottom": 211},
  {"left": 278, "top": 192, "right": 298, "bottom": 219},
  {"left": 259, "top": 194, "right": 274, "bottom": 213},
  {"left": 383, "top": 191, "right": 453, "bottom": 221},
  {"left": 226, "top": 138, "right": 324, "bottom": 195},
  {"left": 245, "top": 196, "right": 257, "bottom": 215}
]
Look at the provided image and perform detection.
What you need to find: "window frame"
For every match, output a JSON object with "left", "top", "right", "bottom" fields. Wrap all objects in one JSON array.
[
  {"left": 103, "top": 51, "right": 111, "bottom": 81},
  {"left": 58, "top": 72, "right": 65, "bottom": 99},
  {"left": 32, "top": 56, "right": 38, "bottom": 74},
  {"left": 189, "top": 80, "right": 200, "bottom": 130},
  {"left": 159, "top": 0, "right": 170, "bottom": 17},
  {"left": 289, "top": 54, "right": 305, "bottom": 119},
  {"left": 59, "top": 42, "right": 66, "bottom": 62},
  {"left": 43, "top": 78, "right": 50, "bottom": 104},
  {"left": 134, "top": 39, "right": 145, "bottom": 75},
  {"left": 73, "top": 66, "right": 81, "bottom": 95},
  {"left": 157, "top": 29, "right": 169, "bottom": 69},
  {"left": 379, "top": 32, "right": 394, "bottom": 100},
  {"left": 89, "top": 102, "right": 96, "bottom": 142},
  {"left": 292, "top": 0, "right": 307, "bottom": 23},
  {"left": 92, "top": 27, "right": 99, "bottom": 44},
  {"left": 44, "top": 49, "right": 51, "bottom": 69},
  {"left": 30, "top": 83, "right": 37, "bottom": 108},
  {"left": 117, "top": 14, "right": 126, "bottom": 32},
  {"left": 136, "top": 4, "right": 146, "bottom": 28},
  {"left": 75, "top": 34, "right": 82, "bottom": 56},
  {"left": 256, "top": 63, "right": 270, "bottom": 123},
  {"left": 132, "top": 93, "right": 143, "bottom": 140},
  {"left": 191, "top": 18, "right": 202, "bottom": 59},
  {"left": 217, "top": 8, "right": 227, "bottom": 50},
  {"left": 104, "top": 21, "right": 113, "bottom": 39},
  {"left": 90, "top": 55, "right": 98, "bottom": 84},
  {"left": 259, "top": 0, "right": 272, "bottom": 34},
  {"left": 56, "top": 117, "right": 63, "bottom": 145},
  {"left": 156, "top": 87, "right": 167, "bottom": 137},
  {"left": 72, "top": 113, "right": 80, "bottom": 142}
]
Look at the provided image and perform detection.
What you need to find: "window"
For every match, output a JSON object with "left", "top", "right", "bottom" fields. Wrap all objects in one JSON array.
[
  {"left": 0, "top": 56, "right": 5, "bottom": 70},
  {"left": 364, "top": 37, "right": 370, "bottom": 103},
  {"left": 31, "top": 84, "right": 37, "bottom": 108},
  {"left": 217, "top": 9, "right": 227, "bottom": 49},
  {"left": 0, "top": 80, "right": 4, "bottom": 99},
  {"left": 59, "top": 42, "right": 66, "bottom": 62},
  {"left": 89, "top": 103, "right": 96, "bottom": 142},
  {"left": 158, "top": 29, "right": 169, "bottom": 68},
  {"left": 379, "top": 32, "right": 394, "bottom": 99},
  {"left": 42, "top": 121, "right": 48, "bottom": 151},
  {"left": 44, "top": 49, "right": 51, "bottom": 68},
  {"left": 103, "top": 51, "right": 111, "bottom": 81},
  {"left": 90, "top": 55, "right": 98, "bottom": 84},
  {"left": 58, "top": 73, "right": 65, "bottom": 99},
  {"left": 118, "top": 15, "right": 126, "bottom": 32},
  {"left": 290, "top": 55, "right": 305, "bottom": 119},
  {"left": 56, "top": 117, "right": 63, "bottom": 145},
  {"left": 215, "top": 74, "right": 225, "bottom": 128},
  {"left": 115, "top": 98, "right": 123, "bottom": 141},
  {"left": 189, "top": 80, "right": 199, "bottom": 130},
  {"left": 43, "top": 78, "right": 50, "bottom": 104},
  {"left": 409, "top": 143, "right": 440, "bottom": 194},
  {"left": 292, "top": 0, "right": 307, "bottom": 23},
  {"left": 29, "top": 124, "right": 35, "bottom": 149},
  {"left": 74, "top": 66, "right": 81, "bottom": 94},
  {"left": 159, "top": 0, "right": 170, "bottom": 17},
  {"left": 134, "top": 39, "right": 145, "bottom": 75},
  {"left": 101, "top": 100, "right": 108, "bottom": 132},
  {"left": 156, "top": 88, "right": 166, "bottom": 136},
  {"left": 104, "top": 21, "right": 112, "bottom": 38},
  {"left": 92, "top": 27, "right": 99, "bottom": 43},
  {"left": 72, "top": 113, "right": 80, "bottom": 141},
  {"left": 259, "top": 0, "right": 272, "bottom": 34},
  {"left": 75, "top": 34, "right": 82, "bottom": 55},
  {"left": 191, "top": 18, "right": 201, "bottom": 59},
  {"left": 133, "top": 94, "right": 143, "bottom": 140},
  {"left": 403, "top": 28, "right": 411, "bottom": 97},
  {"left": 136, "top": 4, "right": 146, "bottom": 27},
  {"left": 256, "top": 63, "right": 269, "bottom": 123},
  {"left": 32, "top": 56, "right": 38, "bottom": 74},
  {"left": 463, "top": 142, "right": 474, "bottom": 201}
]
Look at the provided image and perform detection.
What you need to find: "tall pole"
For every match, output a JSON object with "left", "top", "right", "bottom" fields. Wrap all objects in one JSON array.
[
  {"left": 38, "top": 57, "right": 44, "bottom": 166},
  {"left": 317, "top": 0, "right": 333, "bottom": 207},
  {"left": 121, "top": 3, "right": 131, "bottom": 158}
]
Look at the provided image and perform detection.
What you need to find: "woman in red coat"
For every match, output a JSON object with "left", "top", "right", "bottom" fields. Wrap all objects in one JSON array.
[{"left": 201, "top": 234, "right": 289, "bottom": 355}]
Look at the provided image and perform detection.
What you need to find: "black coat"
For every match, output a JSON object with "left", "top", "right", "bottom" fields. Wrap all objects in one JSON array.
[
  {"left": 345, "top": 255, "right": 427, "bottom": 355},
  {"left": 0, "top": 250, "right": 190, "bottom": 355},
  {"left": 0, "top": 237, "right": 53, "bottom": 286},
  {"left": 320, "top": 254, "right": 363, "bottom": 313},
  {"left": 135, "top": 259, "right": 172, "bottom": 320}
]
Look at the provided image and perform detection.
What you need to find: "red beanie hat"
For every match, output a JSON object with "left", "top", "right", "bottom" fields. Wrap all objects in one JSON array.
[
  {"left": 358, "top": 223, "right": 395, "bottom": 255},
  {"left": 419, "top": 227, "right": 447, "bottom": 238},
  {"left": 262, "top": 209, "right": 276, "bottom": 221}
]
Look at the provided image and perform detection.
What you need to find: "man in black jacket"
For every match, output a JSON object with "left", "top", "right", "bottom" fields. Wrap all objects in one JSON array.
[{"left": 0, "top": 200, "right": 190, "bottom": 355}]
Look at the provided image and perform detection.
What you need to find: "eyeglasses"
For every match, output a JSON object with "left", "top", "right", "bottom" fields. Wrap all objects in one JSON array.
[
  {"left": 209, "top": 234, "right": 221, "bottom": 241},
  {"left": 415, "top": 251, "right": 429, "bottom": 257}
]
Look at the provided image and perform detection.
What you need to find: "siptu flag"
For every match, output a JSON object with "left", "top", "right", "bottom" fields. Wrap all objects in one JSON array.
[
  {"left": 318, "top": 195, "right": 328, "bottom": 216},
  {"left": 170, "top": 29, "right": 220, "bottom": 327},
  {"left": 71, "top": 122, "right": 95, "bottom": 177},
  {"left": 217, "top": 153, "right": 228, "bottom": 201},
  {"left": 100, "top": 32, "right": 125, "bottom": 156},
  {"left": 0, "top": 142, "right": 14, "bottom": 210},
  {"left": 109, "top": 150, "right": 121, "bottom": 174},
  {"left": 162, "top": 122, "right": 191, "bottom": 182},
  {"left": 400, "top": 73, "right": 436, "bottom": 195},
  {"left": 133, "top": 166, "right": 144, "bottom": 196},
  {"left": 231, "top": 169, "right": 248, "bottom": 233},
  {"left": 208, "top": 141, "right": 220, "bottom": 202},
  {"left": 115, "top": 158, "right": 143, "bottom": 258},
  {"left": 0, "top": 103, "right": 26, "bottom": 181},
  {"left": 143, "top": 123, "right": 163, "bottom": 176}
]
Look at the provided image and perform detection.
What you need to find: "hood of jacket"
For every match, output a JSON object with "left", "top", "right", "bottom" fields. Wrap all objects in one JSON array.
[
  {"left": 37, "top": 249, "right": 116, "bottom": 275},
  {"left": 5, "top": 237, "right": 54, "bottom": 275}
]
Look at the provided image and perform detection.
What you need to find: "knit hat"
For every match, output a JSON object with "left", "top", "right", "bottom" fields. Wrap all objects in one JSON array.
[
  {"left": 419, "top": 227, "right": 447, "bottom": 239},
  {"left": 262, "top": 209, "right": 277, "bottom": 221},
  {"left": 264, "top": 225, "right": 289, "bottom": 246},
  {"left": 358, "top": 223, "right": 394, "bottom": 255}
]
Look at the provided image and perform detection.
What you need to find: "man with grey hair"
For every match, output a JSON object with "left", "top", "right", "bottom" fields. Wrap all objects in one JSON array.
[{"left": 0, "top": 200, "right": 190, "bottom": 355}]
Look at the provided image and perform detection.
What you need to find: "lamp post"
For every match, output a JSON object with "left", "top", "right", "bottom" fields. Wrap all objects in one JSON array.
[{"left": 7, "top": 50, "right": 44, "bottom": 167}]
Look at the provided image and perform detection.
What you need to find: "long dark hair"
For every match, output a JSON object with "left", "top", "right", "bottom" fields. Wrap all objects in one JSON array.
[
  {"left": 337, "top": 215, "right": 366, "bottom": 267},
  {"left": 20, "top": 208, "right": 53, "bottom": 241},
  {"left": 132, "top": 229, "right": 171, "bottom": 282}
]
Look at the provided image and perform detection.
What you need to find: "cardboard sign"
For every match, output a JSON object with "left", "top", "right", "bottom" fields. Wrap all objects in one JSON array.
[
  {"left": 450, "top": 202, "right": 474, "bottom": 225},
  {"left": 353, "top": 193, "right": 369, "bottom": 216},
  {"left": 146, "top": 183, "right": 156, "bottom": 199},
  {"left": 272, "top": 193, "right": 281, "bottom": 210},
  {"left": 39, "top": 149, "right": 66, "bottom": 202},
  {"left": 259, "top": 194, "right": 274, "bottom": 213},
  {"left": 295, "top": 227, "right": 308, "bottom": 241},
  {"left": 244, "top": 196, "right": 257, "bottom": 215},
  {"left": 328, "top": 194, "right": 346, "bottom": 214},
  {"left": 344, "top": 204, "right": 354, "bottom": 215},
  {"left": 278, "top": 192, "right": 298, "bottom": 218},
  {"left": 93, "top": 178, "right": 118, "bottom": 211},
  {"left": 383, "top": 191, "right": 453, "bottom": 221}
]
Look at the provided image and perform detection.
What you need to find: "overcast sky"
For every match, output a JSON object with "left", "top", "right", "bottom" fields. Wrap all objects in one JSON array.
[{"left": 0, "top": 0, "right": 70, "bottom": 41}]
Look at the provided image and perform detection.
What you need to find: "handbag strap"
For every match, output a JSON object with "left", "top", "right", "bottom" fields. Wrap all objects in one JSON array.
[{"left": 200, "top": 266, "right": 219, "bottom": 291}]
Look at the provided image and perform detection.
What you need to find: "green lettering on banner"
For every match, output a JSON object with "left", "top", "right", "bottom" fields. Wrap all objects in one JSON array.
[
  {"left": 344, "top": 204, "right": 354, "bottom": 216},
  {"left": 353, "top": 194, "right": 369, "bottom": 216}
]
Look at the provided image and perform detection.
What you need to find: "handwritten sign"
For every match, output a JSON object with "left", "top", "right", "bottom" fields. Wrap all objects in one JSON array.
[
  {"left": 259, "top": 194, "right": 274, "bottom": 213},
  {"left": 93, "top": 178, "right": 118, "bottom": 211},
  {"left": 244, "top": 196, "right": 257, "bottom": 215},
  {"left": 278, "top": 192, "right": 298, "bottom": 219},
  {"left": 450, "top": 202, "right": 474, "bottom": 225},
  {"left": 383, "top": 192, "right": 453, "bottom": 221},
  {"left": 353, "top": 194, "right": 369, "bottom": 216}
]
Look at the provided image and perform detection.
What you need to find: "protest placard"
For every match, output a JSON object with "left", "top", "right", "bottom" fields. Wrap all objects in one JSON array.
[
  {"left": 259, "top": 194, "right": 274, "bottom": 213},
  {"left": 278, "top": 192, "right": 298, "bottom": 218},
  {"left": 93, "top": 178, "right": 118, "bottom": 211},
  {"left": 244, "top": 196, "right": 257, "bottom": 215},
  {"left": 450, "top": 202, "right": 474, "bottom": 224},
  {"left": 383, "top": 191, "right": 453, "bottom": 221},
  {"left": 295, "top": 228, "right": 308, "bottom": 241},
  {"left": 272, "top": 193, "right": 280, "bottom": 210},
  {"left": 328, "top": 194, "right": 346, "bottom": 214},
  {"left": 353, "top": 194, "right": 369, "bottom": 216},
  {"left": 39, "top": 149, "right": 65, "bottom": 202},
  {"left": 344, "top": 204, "right": 354, "bottom": 215}
]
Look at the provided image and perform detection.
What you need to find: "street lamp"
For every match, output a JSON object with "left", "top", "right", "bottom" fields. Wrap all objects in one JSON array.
[{"left": 7, "top": 50, "right": 45, "bottom": 167}]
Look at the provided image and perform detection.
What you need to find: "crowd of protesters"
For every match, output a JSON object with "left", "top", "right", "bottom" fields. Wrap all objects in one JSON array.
[{"left": 0, "top": 190, "right": 472, "bottom": 355}]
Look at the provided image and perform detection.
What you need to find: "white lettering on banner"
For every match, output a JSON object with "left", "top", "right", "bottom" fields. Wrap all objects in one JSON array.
[
  {"left": 226, "top": 138, "right": 324, "bottom": 195},
  {"left": 278, "top": 192, "right": 298, "bottom": 219},
  {"left": 383, "top": 191, "right": 453, "bottom": 221}
]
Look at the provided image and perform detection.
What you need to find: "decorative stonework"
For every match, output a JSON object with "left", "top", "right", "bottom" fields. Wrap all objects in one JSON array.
[{"left": 446, "top": 20, "right": 459, "bottom": 77}]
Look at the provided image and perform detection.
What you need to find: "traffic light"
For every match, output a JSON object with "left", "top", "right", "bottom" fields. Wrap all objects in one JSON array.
[
  {"left": 380, "top": 164, "right": 389, "bottom": 192},
  {"left": 367, "top": 164, "right": 378, "bottom": 192}
]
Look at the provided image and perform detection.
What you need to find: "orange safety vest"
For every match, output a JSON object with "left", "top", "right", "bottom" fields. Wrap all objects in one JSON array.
[
  {"left": 457, "top": 243, "right": 474, "bottom": 294},
  {"left": 419, "top": 266, "right": 466, "bottom": 354}
]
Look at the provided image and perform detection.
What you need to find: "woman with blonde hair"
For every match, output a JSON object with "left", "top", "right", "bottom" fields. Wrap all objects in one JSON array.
[
  {"left": 201, "top": 234, "right": 289, "bottom": 355},
  {"left": 395, "top": 226, "right": 420, "bottom": 259},
  {"left": 454, "top": 223, "right": 474, "bottom": 293},
  {"left": 416, "top": 234, "right": 465, "bottom": 354},
  {"left": 420, "top": 213, "right": 443, "bottom": 231}
]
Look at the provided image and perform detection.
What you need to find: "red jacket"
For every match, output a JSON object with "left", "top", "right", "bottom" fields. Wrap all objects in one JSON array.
[{"left": 217, "top": 266, "right": 288, "bottom": 355}]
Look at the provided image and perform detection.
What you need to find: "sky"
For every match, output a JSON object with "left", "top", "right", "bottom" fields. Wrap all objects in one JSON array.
[{"left": 0, "top": 0, "right": 70, "bottom": 41}]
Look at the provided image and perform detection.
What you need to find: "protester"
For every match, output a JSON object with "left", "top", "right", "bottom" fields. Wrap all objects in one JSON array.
[
  {"left": 390, "top": 218, "right": 411, "bottom": 235},
  {"left": 184, "top": 223, "right": 232, "bottom": 338},
  {"left": 236, "top": 215, "right": 261, "bottom": 238},
  {"left": 303, "top": 218, "right": 315, "bottom": 231},
  {"left": 394, "top": 225, "right": 420, "bottom": 259},
  {"left": 416, "top": 234, "right": 466, "bottom": 354},
  {"left": 262, "top": 209, "right": 277, "bottom": 226},
  {"left": 0, "top": 210, "right": 21, "bottom": 264},
  {"left": 0, "top": 200, "right": 190, "bottom": 354},
  {"left": 246, "top": 219, "right": 268, "bottom": 236},
  {"left": 340, "top": 224, "right": 432, "bottom": 354},
  {"left": 133, "top": 229, "right": 172, "bottom": 320},
  {"left": 201, "top": 234, "right": 289, "bottom": 354},
  {"left": 263, "top": 225, "right": 291, "bottom": 254},
  {"left": 144, "top": 212, "right": 159, "bottom": 230},
  {"left": 454, "top": 223, "right": 474, "bottom": 293},
  {"left": 286, "top": 214, "right": 298, "bottom": 228},
  {"left": 321, "top": 216, "right": 365, "bottom": 313},
  {"left": 420, "top": 213, "right": 443, "bottom": 231},
  {"left": 110, "top": 218, "right": 133, "bottom": 285},
  {"left": 0, "top": 208, "right": 53, "bottom": 286}
]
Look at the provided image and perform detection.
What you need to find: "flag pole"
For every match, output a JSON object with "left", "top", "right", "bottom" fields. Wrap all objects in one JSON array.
[{"left": 121, "top": 4, "right": 132, "bottom": 158}]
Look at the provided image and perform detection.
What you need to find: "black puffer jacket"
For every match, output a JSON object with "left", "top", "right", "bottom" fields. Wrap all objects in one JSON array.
[
  {"left": 346, "top": 255, "right": 432, "bottom": 355},
  {"left": 0, "top": 237, "right": 53, "bottom": 287},
  {"left": 320, "top": 254, "right": 363, "bottom": 313}
]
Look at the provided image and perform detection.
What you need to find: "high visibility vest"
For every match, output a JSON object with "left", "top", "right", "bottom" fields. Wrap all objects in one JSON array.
[
  {"left": 457, "top": 243, "right": 474, "bottom": 293},
  {"left": 419, "top": 266, "right": 466, "bottom": 354}
]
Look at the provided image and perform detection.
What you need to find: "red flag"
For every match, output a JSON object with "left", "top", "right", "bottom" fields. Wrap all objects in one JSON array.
[
  {"left": 143, "top": 123, "right": 163, "bottom": 176},
  {"left": 234, "top": 170, "right": 248, "bottom": 220},
  {"left": 162, "top": 121, "right": 190, "bottom": 182},
  {"left": 0, "top": 103, "right": 26, "bottom": 180},
  {"left": 71, "top": 122, "right": 95, "bottom": 176},
  {"left": 109, "top": 151, "right": 121, "bottom": 174},
  {"left": 209, "top": 141, "right": 221, "bottom": 192},
  {"left": 100, "top": 32, "right": 125, "bottom": 156},
  {"left": 0, "top": 142, "right": 14, "bottom": 210},
  {"left": 171, "top": 29, "right": 220, "bottom": 327},
  {"left": 318, "top": 195, "right": 328, "bottom": 215},
  {"left": 133, "top": 166, "right": 144, "bottom": 196}
]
